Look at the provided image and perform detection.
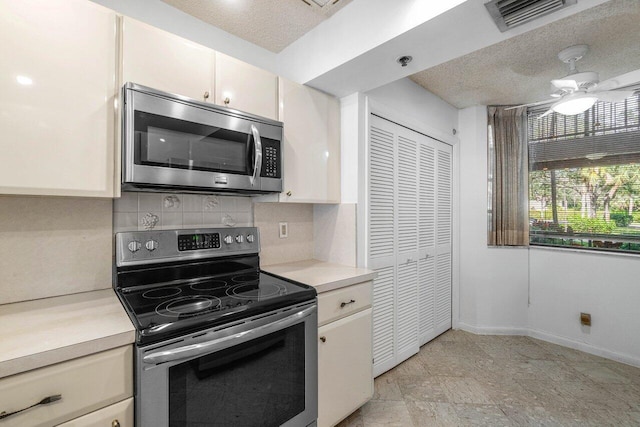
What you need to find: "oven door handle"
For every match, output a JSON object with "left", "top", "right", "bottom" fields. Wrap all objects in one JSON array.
[
  {"left": 143, "top": 304, "right": 315, "bottom": 365},
  {"left": 249, "top": 124, "right": 262, "bottom": 187}
]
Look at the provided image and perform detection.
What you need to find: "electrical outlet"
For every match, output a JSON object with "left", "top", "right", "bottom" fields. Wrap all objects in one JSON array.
[
  {"left": 279, "top": 222, "right": 288, "bottom": 238},
  {"left": 580, "top": 312, "right": 591, "bottom": 326}
]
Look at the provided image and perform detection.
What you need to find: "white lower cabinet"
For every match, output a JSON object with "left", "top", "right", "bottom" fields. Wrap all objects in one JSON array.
[
  {"left": 56, "top": 398, "right": 133, "bottom": 427},
  {"left": 0, "top": 346, "right": 133, "bottom": 427},
  {"left": 317, "top": 282, "right": 373, "bottom": 427}
]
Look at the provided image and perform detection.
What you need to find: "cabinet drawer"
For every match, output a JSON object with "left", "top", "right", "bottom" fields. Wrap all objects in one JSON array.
[
  {"left": 0, "top": 346, "right": 133, "bottom": 427},
  {"left": 56, "top": 398, "right": 133, "bottom": 427},
  {"left": 318, "top": 281, "right": 372, "bottom": 326}
]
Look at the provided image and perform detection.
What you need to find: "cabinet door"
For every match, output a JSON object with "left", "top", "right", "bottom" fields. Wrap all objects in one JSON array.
[
  {"left": 121, "top": 17, "right": 213, "bottom": 102},
  {"left": 56, "top": 398, "right": 133, "bottom": 427},
  {"left": 318, "top": 309, "right": 373, "bottom": 427},
  {"left": 278, "top": 78, "right": 341, "bottom": 203},
  {"left": 214, "top": 52, "right": 278, "bottom": 119},
  {"left": 0, "top": 0, "right": 117, "bottom": 197}
]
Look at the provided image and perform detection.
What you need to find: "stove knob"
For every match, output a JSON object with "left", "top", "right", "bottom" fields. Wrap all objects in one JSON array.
[
  {"left": 127, "top": 240, "right": 142, "bottom": 253},
  {"left": 223, "top": 235, "right": 233, "bottom": 245},
  {"left": 235, "top": 234, "right": 244, "bottom": 243},
  {"left": 145, "top": 240, "right": 158, "bottom": 251},
  {"left": 246, "top": 234, "right": 255, "bottom": 243}
]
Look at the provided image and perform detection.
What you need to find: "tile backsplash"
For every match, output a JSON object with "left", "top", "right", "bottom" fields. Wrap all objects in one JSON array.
[
  {"left": 0, "top": 196, "right": 112, "bottom": 305},
  {"left": 254, "top": 203, "right": 314, "bottom": 266},
  {"left": 114, "top": 192, "right": 253, "bottom": 232}
]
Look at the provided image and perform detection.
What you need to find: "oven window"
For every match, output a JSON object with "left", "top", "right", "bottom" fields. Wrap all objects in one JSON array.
[
  {"left": 134, "top": 111, "right": 251, "bottom": 174},
  {"left": 169, "top": 323, "right": 306, "bottom": 427}
]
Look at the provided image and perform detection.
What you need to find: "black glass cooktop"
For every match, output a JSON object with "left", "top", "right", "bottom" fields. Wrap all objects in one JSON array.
[{"left": 117, "top": 269, "right": 315, "bottom": 345}]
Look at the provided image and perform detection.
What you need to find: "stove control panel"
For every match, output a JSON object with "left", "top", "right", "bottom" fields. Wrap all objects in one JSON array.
[
  {"left": 116, "top": 227, "right": 261, "bottom": 267},
  {"left": 178, "top": 233, "right": 220, "bottom": 251}
]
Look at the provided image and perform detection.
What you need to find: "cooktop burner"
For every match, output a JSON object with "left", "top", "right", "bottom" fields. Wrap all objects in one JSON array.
[
  {"left": 142, "top": 287, "right": 182, "bottom": 299},
  {"left": 231, "top": 273, "right": 260, "bottom": 282},
  {"left": 156, "top": 295, "right": 221, "bottom": 317},
  {"left": 190, "top": 280, "right": 226, "bottom": 291},
  {"left": 227, "top": 282, "right": 286, "bottom": 300}
]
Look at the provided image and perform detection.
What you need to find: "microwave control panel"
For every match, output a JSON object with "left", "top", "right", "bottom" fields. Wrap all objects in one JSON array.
[{"left": 261, "top": 138, "right": 281, "bottom": 178}]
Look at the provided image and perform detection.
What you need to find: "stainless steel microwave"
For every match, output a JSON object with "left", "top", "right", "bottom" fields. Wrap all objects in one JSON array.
[{"left": 122, "top": 83, "right": 283, "bottom": 194}]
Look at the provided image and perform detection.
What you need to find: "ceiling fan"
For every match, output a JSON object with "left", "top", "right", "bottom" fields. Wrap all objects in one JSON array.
[{"left": 508, "top": 44, "right": 640, "bottom": 117}]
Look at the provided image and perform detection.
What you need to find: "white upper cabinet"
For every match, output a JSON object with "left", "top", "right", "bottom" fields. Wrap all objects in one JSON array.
[
  {"left": 0, "top": 0, "right": 118, "bottom": 197},
  {"left": 214, "top": 52, "right": 278, "bottom": 120},
  {"left": 278, "top": 78, "right": 341, "bottom": 203},
  {"left": 121, "top": 17, "right": 214, "bottom": 102}
]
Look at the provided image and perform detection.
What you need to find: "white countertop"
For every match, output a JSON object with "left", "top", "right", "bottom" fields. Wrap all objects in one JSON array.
[
  {"left": 262, "top": 259, "right": 376, "bottom": 294},
  {"left": 0, "top": 289, "right": 135, "bottom": 379}
]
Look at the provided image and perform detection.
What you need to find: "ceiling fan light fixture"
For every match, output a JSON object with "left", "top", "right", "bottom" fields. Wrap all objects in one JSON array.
[{"left": 552, "top": 94, "right": 598, "bottom": 115}]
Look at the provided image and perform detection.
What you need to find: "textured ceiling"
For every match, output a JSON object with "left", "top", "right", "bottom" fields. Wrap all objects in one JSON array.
[
  {"left": 160, "top": 0, "right": 353, "bottom": 53},
  {"left": 409, "top": 0, "right": 640, "bottom": 109}
]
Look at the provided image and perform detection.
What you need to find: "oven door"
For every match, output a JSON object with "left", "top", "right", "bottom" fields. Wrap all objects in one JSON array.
[
  {"left": 136, "top": 302, "right": 317, "bottom": 427},
  {"left": 123, "top": 83, "right": 283, "bottom": 193}
]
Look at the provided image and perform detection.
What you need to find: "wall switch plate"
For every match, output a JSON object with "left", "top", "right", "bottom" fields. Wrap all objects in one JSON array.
[
  {"left": 580, "top": 312, "right": 591, "bottom": 326},
  {"left": 279, "top": 222, "right": 288, "bottom": 238}
]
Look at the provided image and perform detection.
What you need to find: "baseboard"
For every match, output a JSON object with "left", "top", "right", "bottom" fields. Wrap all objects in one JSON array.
[
  {"left": 528, "top": 328, "right": 640, "bottom": 368},
  {"left": 456, "top": 322, "right": 528, "bottom": 336},
  {"left": 455, "top": 322, "right": 640, "bottom": 368}
]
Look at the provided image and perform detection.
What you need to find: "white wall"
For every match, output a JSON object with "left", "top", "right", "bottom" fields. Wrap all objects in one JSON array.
[
  {"left": 365, "top": 78, "right": 458, "bottom": 140},
  {"left": 457, "top": 105, "right": 640, "bottom": 366},
  {"left": 278, "top": 0, "right": 466, "bottom": 84},
  {"left": 457, "top": 106, "right": 529, "bottom": 333},
  {"left": 529, "top": 248, "right": 640, "bottom": 365}
]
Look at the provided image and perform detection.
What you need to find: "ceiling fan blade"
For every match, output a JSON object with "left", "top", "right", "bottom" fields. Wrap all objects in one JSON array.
[
  {"left": 504, "top": 99, "right": 556, "bottom": 110},
  {"left": 595, "top": 90, "right": 636, "bottom": 104},
  {"left": 551, "top": 79, "right": 579, "bottom": 90},
  {"left": 596, "top": 69, "right": 640, "bottom": 91},
  {"left": 538, "top": 108, "right": 553, "bottom": 119}
]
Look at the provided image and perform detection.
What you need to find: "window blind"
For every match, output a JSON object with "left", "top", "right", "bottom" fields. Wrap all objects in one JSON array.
[
  {"left": 528, "top": 92, "right": 640, "bottom": 170},
  {"left": 527, "top": 91, "right": 640, "bottom": 254}
]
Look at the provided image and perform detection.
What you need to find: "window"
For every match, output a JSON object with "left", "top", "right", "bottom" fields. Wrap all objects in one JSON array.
[{"left": 528, "top": 93, "right": 640, "bottom": 254}]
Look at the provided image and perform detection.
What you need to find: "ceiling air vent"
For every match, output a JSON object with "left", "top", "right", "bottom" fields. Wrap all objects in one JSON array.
[
  {"left": 485, "top": 0, "right": 577, "bottom": 32},
  {"left": 301, "top": 0, "right": 339, "bottom": 7}
]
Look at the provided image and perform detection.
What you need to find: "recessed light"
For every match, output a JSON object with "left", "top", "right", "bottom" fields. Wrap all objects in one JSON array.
[
  {"left": 16, "top": 75, "right": 33, "bottom": 86},
  {"left": 396, "top": 56, "right": 413, "bottom": 67}
]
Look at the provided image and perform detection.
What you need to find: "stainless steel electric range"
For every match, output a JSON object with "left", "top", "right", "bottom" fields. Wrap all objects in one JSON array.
[{"left": 114, "top": 227, "right": 318, "bottom": 427}]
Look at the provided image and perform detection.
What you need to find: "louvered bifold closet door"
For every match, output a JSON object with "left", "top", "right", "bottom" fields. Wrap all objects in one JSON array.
[
  {"left": 418, "top": 141, "right": 437, "bottom": 345},
  {"left": 368, "top": 115, "right": 397, "bottom": 376},
  {"left": 435, "top": 144, "right": 453, "bottom": 333},
  {"left": 368, "top": 114, "right": 453, "bottom": 377},
  {"left": 395, "top": 129, "right": 420, "bottom": 364}
]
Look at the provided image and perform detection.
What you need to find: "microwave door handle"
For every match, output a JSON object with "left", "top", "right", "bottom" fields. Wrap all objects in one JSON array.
[
  {"left": 142, "top": 304, "right": 316, "bottom": 365},
  {"left": 249, "top": 125, "right": 262, "bottom": 186}
]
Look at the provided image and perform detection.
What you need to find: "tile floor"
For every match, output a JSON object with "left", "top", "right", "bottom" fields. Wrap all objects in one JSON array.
[{"left": 336, "top": 330, "right": 640, "bottom": 426}]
